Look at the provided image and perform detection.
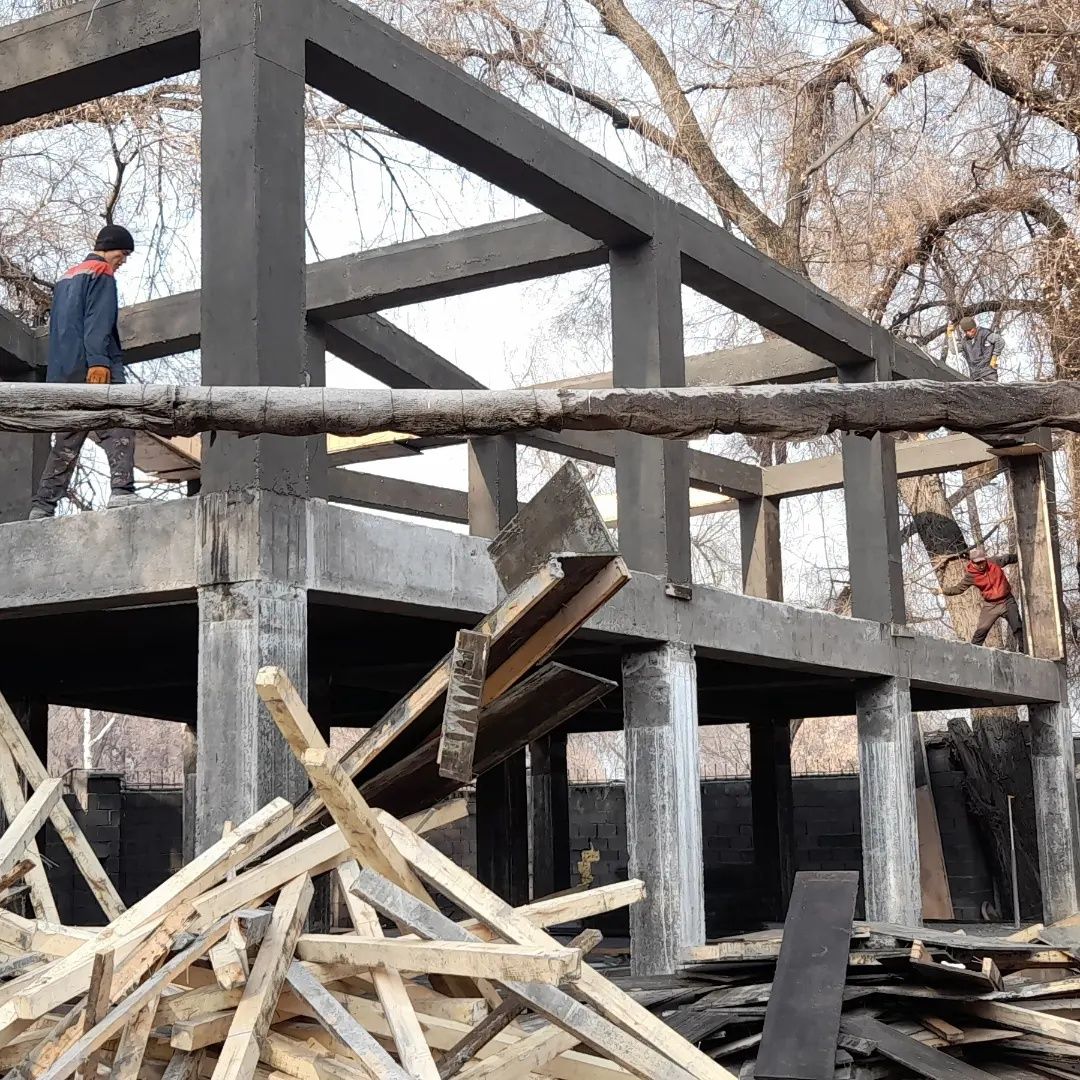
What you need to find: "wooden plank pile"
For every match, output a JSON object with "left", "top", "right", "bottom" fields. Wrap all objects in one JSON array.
[
  {"left": 648, "top": 871, "right": 1080, "bottom": 1080},
  {"left": 0, "top": 463, "right": 741, "bottom": 1078}
]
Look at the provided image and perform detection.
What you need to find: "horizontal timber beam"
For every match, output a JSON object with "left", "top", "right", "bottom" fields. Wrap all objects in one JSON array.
[
  {"left": 2, "top": 382, "right": 1071, "bottom": 442},
  {"left": 0, "top": 0, "right": 199, "bottom": 126}
]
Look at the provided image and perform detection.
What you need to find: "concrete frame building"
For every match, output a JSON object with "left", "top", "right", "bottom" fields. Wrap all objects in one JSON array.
[{"left": 1, "top": 0, "right": 1077, "bottom": 974}]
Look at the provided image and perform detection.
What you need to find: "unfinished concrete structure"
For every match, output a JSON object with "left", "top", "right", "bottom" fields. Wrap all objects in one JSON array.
[{"left": 0, "top": 0, "right": 1076, "bottom": 975}]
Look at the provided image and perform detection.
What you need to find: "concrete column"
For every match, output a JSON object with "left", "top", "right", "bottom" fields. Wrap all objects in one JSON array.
[
  {"left": 1009, "top": 448, "right": 1065, "bottom": 660},
  {"left": 199, "top": 0, "right": 315, "bottom": 494},
  {"left": 531, "top": 732, "right": 571, "bottom": 899},
  {"left": 195, "top": 492, "right": 309, "bottom": 851},
  {"left": 468, "top": 435, "right": 529, "bottom": 904},
  {"left": 1029, "top": 670, "right": 1080, "bottom": 922},
  {"left": 611, "top": 202, "right": 690, "bottom": 589},
  {"left": 751, "top": 720, "right": 795, "bottom": 920},
  {"left": 0, "top": 373, "right": 49, "bottom": 523},
  {"left": 840, "top": 359, "right": 905, "bottom": 624},
  {"left": 624, "top": 642, "right": 704, "bottom": 975},
  {"left": 856, "top": 676, "right": 921, "bottom": 924},
  {"left": 740, "top": 495, "right": 783, "bottom": 601}
]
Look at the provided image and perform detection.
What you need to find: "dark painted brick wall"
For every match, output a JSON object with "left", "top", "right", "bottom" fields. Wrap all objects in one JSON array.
[{"left": 37, "top": 756, "right": 999, "bottom": 934}]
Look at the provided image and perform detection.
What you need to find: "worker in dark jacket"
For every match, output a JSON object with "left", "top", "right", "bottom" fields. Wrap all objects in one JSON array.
[
  {"left": 29, "top": 225, "right": 138, "bottom": 520},
  {"left": 940, "top": 546, "right": 1024, "bottom": 650},
  {"left": 956, "top": 317, "right": 1003, "bottom": 382}
]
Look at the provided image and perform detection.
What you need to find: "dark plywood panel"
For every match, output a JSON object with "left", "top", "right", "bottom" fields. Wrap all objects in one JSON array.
[
  {"left": 756, "top": 870, "right": 859, "bottom": 1080},
  {"left": 839, "top": 1016, "right": 996, "bottom": 1080},
  {"left": 487, "top": 462, "right": 617, "bottom": 593}
]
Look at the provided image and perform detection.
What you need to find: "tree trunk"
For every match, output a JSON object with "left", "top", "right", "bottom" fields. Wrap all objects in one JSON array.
[{"left": 3, "top": 381, "right": 1080, "bottom": 441}]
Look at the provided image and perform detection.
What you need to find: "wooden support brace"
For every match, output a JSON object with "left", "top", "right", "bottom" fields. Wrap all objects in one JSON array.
[
  {"left": 0, "top": 691, "right": 125, "bottom": 920},
  {"left": 0, "top": 743, "right": 57, "bottom": 923},
  {"left": 210, "top": 873, "right": 314, "bottom": 1080}
]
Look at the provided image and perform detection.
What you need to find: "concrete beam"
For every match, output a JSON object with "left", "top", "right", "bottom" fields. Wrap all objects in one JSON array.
[
  {"left": 678, "top": 206, "right": 955, "bottom": 380},
  {"left": 0, "top": 307, "right": 40, "bottom": 377},
  {"left": 840, "top": 358, "right": 905, "bottom": 623},
  {"left": 855, "top": 676, "right": 921, "bottom": 924},
  {"left": 306, "top": 0, "right": 654, "bottom": 247},
  {"left": 116, "top": 215, "right": 602, "bottom": 363},
  {"left": 0, "top": 0, "right": 199, "bottom": 126},
  {"left": 199, "top": 0, "right": 312, "bottom": 494},
  {"left": 327, "top": 470, "right": 469, "bottom": 523},
  {"left": 534, "top": 340, "right": 834, "bottom": 390},
  {"left": 0, "top": 499, "right": 1062, "bottom": 706}
]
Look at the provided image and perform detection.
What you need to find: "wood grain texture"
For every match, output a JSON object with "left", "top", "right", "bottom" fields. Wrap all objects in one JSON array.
[{"left": 5, "top": 381, "right": 1080, "bottom": 441}]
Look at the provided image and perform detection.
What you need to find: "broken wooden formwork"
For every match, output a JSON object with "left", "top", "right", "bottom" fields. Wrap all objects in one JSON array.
[
  {"left": 655, "top": 871, "right": 1080, "bottom": 1079},
  {"left": 0, "top": 662, "right": 738, "bottom": 1080},
  {"left": 0, "top": 461, "right": 743, "bottom": 1078}
]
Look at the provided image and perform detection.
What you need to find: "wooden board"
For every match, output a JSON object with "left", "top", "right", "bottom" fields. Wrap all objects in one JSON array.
[
  {"left": 0, "top": 692, "right": 124, "bottom": 920},
  {"left": 917, "top": 785, "right": 954, "bottom": 920},
  {"left": 756, "top": 871, "right": 859, "bottom": 1080},
  {"left": 289, "top": 553, "right": 627, "bottom": 832},
  {"left": 438, "top": 630, "right": 491, "bottom": 783},
  {"left": 486, "top": 460, "right": 617, "bottom": 592},
  {"left": 376, "top": 810, "right": 736, "bottom": 1080},
  {"left": 840, "top": 1016, "right": 996, "bottom": 1080},
  {"left": 910, "top": 941, "right": 1004, "bottom": 992},
  {"left": 362, "top": 663, "right": 616, "bottom": 816}
]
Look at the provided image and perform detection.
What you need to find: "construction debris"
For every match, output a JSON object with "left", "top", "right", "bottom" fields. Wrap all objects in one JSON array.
[{"left": 658, "top": 878, "right": 1080, "bottom": 1079}]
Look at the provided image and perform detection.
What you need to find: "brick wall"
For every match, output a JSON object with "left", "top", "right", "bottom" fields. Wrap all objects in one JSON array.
[
  {"left": 42, "top": 772, "right": 124, "bottom": 925},
  {"left": 36, "top": 759, "right": 998, "bottom": 933}
]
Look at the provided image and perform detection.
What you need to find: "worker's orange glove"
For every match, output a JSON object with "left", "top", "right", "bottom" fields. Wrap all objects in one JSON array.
[
  {"left": 86, "top": 366, "right": 111, "bottom": 385},
  {"left": 990, "top": 356, "right": 999, "bottom": 369}
]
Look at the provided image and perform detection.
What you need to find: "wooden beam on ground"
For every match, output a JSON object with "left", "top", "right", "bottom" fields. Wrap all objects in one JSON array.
[
  {"left": 210, "top": 873, "right": 313, "bottom": 1080},
  {"left": 2, "top": 799, "right": 292, "bottom": 1023},
  {"left": 284, "top": 961, "right": 412, "bottom": 1080},
  {"left": 336, "top": 860, "right": 441, "bottom": 1080},
  {"left": 296, "top": 935, "right": 581, "bottom": 984},
  {"left": 347, "top": 866, "right": 707, "bottom": 1080},
  {"left": 0, "top": 691, "right": 125, "bottom": 920},
  {"left": 839, "top": 1016, "right": 996, "bottom": 1080},
  {"left": 375, "top": 812, "right": 736, "bottom": 1080},
  {"left": 32, "top": 915, "right": 233, "bottom": 1080},
  {"left": 755, "top": 871, "right": 859, "bottom": 1080}
]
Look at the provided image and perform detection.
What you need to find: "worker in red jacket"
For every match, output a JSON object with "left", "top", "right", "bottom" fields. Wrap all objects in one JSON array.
[{"left": 940, "top": 547, "right": 1024, "bottom": 651}]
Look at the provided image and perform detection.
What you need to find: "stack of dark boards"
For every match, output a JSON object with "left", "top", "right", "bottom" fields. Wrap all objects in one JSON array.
[{"left": 615, "top": 870, "right": 1080, "bottom": 1080}]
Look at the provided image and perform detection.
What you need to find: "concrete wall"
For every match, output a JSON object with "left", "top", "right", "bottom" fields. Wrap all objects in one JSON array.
[{"left": 38, "top": 762, "right": 996, "bottom": 932}]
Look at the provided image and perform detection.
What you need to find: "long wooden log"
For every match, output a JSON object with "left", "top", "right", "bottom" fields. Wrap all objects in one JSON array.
[{"left": 0, "top": 382, "right": 1076, "bottom": 441}]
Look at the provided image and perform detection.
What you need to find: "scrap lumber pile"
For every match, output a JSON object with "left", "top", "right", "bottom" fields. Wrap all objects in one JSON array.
[
  {"left": 0, "top": 463, "right": 739, "bottom": 1078},
  {"left": 654, "top": 870, "right": 1080, "bottom": 1080}
]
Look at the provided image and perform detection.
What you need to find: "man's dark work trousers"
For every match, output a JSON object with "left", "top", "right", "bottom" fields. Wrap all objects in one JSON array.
[
  {"left": 972, "top": 594, "right": 1024, "bottom": 650},
  {"left": 32, "top": 428, "right": 135, "bottom": 514}
]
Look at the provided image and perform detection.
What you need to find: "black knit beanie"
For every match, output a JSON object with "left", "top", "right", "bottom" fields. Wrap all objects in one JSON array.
[{"left": 94, "top": 224, "right": 135, "bottom": 253}]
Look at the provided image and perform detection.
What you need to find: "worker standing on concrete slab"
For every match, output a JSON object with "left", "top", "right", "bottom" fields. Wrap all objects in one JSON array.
[
  {"left": 939, "top": 546, "right": 1024, "bottom": 651},
  {"left": 954, "top": 317, "right": 1003, "bottom": 382},
  {"left": 29, "top": 225, "right": 139, "bottom": 520}
]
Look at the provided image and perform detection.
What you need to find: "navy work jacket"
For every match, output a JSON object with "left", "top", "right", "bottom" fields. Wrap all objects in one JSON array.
[{"left": 46, "top": 254, "right": 125, "bottom": 384}]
